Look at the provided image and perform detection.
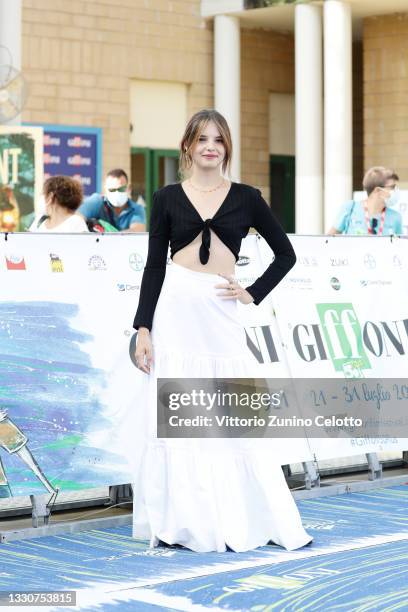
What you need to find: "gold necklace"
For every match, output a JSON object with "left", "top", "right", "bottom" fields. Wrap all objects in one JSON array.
[{"left": 188, "top": 178, "right": 225, "bottom": 193}]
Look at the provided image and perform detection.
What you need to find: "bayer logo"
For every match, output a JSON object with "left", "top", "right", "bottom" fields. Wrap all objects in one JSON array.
[
  {"left": 393, "top": 255, "right": 402, "bottom": 268},
  {"left": 129, "top": 253, "right": 144, "bottom": 272},
  {"left": 364, "top": 253, "right": 376, "bottom": 269}
]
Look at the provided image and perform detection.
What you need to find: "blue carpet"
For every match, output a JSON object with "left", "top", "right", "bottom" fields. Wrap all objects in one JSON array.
[
  {"left": 84, "top": 540, "right": 408, "bottom": 611},
  {"left": 0, "top": 485, "right": 407, "bottom": 610}
]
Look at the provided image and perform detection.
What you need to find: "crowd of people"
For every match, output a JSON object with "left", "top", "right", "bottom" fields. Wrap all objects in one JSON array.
[
  {"left": 29, "top": 168, "right": 146, "bottom": 234},
  {"left": 28, "top": 164, "right": 403, "bottom": 238}
]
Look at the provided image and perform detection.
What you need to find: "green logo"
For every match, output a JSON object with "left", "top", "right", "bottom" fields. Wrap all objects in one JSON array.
[{"left": 316, "top": 303, "right": 371, "bottom": 376}]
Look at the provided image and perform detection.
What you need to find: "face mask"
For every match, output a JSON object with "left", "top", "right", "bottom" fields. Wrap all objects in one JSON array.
[
  {"left": 385, "top": 188, "right": 399, "bottom": 208},
  {"left": 106, "top": 190, "right": 128, "bottom": 208}
]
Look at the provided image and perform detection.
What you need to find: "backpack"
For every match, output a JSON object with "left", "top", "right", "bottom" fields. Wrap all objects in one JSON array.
[{"left": 86, "top": 201, "right": 119, "bottom": 233}]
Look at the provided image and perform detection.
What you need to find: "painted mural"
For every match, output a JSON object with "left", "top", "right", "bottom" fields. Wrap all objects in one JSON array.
[{"left": 0, "top": 301, "right": 125, "bottom": 497}]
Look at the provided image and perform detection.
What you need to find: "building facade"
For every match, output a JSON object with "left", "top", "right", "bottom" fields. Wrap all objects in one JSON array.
[{"left": 2, "top": 0, "right": 407, "bottom": 231}]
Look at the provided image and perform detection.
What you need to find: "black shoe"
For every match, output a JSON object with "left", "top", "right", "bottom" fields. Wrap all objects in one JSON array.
[{"left": 157, "top": 539, "right": 184, "bottom": 549}]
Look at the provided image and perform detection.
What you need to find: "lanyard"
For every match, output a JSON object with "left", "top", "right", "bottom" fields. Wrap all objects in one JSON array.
[{"left": 364, "top": 203, "right": 386, "bottom": 235}]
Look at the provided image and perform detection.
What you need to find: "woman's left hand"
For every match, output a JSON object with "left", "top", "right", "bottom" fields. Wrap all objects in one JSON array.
[{"left": 215, "top": 273, "right": 254, "bottom": 305}]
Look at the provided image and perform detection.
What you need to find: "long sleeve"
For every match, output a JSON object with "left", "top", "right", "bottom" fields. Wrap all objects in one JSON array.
[
  {"left": 133, "top": 190, "right": 170, "bottom": 330},
  {"left": 245, "top": 189, "right": 296, "bottom": 305}
]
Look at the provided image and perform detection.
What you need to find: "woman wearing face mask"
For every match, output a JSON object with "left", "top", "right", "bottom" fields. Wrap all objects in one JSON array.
[
  {"left": 131, "top": 109, "right": 313, "bottom": 553},
  {"left": 30, "top": 176, "right": 89, "bottom": 233},
  {"left": 328, "top": 166, "right": 403, "bottom": 235}
]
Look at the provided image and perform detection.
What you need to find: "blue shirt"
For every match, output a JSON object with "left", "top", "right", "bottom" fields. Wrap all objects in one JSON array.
[
  {"left": 78, "top": 193, "right": 146, "bottom": 230},
  {"left": 334, "top": 200, "right": 403, "bottom": 235}
]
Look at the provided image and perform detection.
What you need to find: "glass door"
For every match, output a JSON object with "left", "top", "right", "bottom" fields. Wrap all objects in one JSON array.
[
  {"left": 269, "top": 154, "right": 295, "bottom": 233},
  {"left": 130, "top": 147, "right": 178, "bottom": 228}
]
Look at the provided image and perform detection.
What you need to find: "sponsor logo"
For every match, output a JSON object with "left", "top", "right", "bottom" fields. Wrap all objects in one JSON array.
[
  {"left": 67, "top": 136, "right": 92, "bottom": 148},
  {"left": 50, "top": 253, "right": 64, "bottom": 273},
  {"left": 393, "top": 255, "right": 403, "bottom": 268},
  {"left": 88, "top": 255, "right": 107, "bottom": 271},
  {"left": 293, "top": 305, "right": 408, "bottom": 374},
  {"left": 237, "top": 255, "right": 250, "bottom": 266},
  {"left": 117, "top": 283, "right": 140, "bottom": 292},
  {"left": 44, "top": 135, "right": 61, "bottom": 146},
  {"left": 5, "top": 255, "right": 26, "bottom": 270},
  {"left": 286, "top": 277, "right": 313, "bottom": 290},
  {"left": 330, "top": 277, "right": 341, "bottom": 291},
  {"left": 44, "top": 153, "right": 61, "bottom": 164},
  {"left": 67, "top": 154, "right": 92, "bottom": 166},
  {"left": 298, "top": 256, "right": 318, "bottom": 267},
  {"left": 330, "top": 257, "right": 349, "bottom": 267},
  {"left": 73, "top": 174, "right": 92, "bottom": 186},
  {"left": 363, "top": 253, "right": 376, "bottom": 269},
  {"left": 360, "top": 279, "right": 392, "bottom": 288},
  {"left": 316, "top": 303, "right": 371, "bottom": 374},
  {"left": 129, "top": 252, "right": 144, "bottom": 272}
]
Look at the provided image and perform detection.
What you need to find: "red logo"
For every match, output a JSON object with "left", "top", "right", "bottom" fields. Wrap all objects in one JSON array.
[{"left": 5, "top": 255, "right": 26, "bottom": 270}]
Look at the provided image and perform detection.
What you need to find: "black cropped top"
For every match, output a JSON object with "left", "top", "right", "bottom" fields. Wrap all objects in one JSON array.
[{"left": 133, "top": 182, "right": 296, "bottom": 330}]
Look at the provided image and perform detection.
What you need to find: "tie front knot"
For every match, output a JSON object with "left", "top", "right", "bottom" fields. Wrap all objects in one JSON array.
[{"left": 199, "top": 219, "right": 212, "bottom": 264}]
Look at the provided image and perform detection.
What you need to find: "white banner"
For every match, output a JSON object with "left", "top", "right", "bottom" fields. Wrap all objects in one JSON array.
[
  {"left": 1, "top": 232, "right": 406, "bottom": 497},
  {"left": 236, "top": 235, "right": 313, "bottom": 464},
  {"left": 268, "top": 234, "right": 408, "bottom": 460},
  {"left": 0, "top": 232, "right": 146, "bottom": 497}
]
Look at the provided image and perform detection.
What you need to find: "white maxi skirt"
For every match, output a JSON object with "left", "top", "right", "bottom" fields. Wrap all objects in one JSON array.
[{"left": 132, "top": 262, "right": 312, "bottom": 553}]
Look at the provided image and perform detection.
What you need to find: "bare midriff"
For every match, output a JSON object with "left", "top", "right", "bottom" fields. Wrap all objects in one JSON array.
[{"left": 172, "top": 229, "right": 236, "bottom": 275}]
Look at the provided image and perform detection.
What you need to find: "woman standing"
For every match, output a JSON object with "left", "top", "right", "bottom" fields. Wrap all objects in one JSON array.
[{"left": 132, "top": 109, "right": 312, "bottom": 553}]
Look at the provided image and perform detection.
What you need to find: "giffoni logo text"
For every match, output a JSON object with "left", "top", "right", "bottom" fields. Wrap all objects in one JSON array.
[
  {"left": 296, "top": 303, "right": 408, "bottom": 373},
  {"left": 244, "top": 303, "right": 408, "bottom": 374}
]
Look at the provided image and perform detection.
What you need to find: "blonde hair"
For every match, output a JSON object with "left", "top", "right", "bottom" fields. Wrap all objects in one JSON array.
[
  {"left": 363, "top": 166, "right": 399, "bottom": 196},
  {"left": 179, "top": 109, "right": 232, "bottom": 178}
]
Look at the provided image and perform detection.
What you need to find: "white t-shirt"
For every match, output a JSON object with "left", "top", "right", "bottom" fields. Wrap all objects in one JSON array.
[{"left": 30, "top": 214, "right": 89, "bottom": 233}]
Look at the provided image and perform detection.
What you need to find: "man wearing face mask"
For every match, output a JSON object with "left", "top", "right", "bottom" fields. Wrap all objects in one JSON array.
[
  {"left": 328, "top": 166, "right": 402, "bottom": 236},
  {"left": 78, "top": 168, "right": 146, "bottom": 232}
]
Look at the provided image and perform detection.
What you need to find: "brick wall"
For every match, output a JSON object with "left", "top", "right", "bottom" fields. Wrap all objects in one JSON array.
[
  {"left": 22, "top": 0, "right": 213, "bottom": 178},
  {"left": 363, "top": 13, "right": 408, "bottom": 186},
  {"left": 241, "top": 28, "right": 294, "bottom": 196},
  {"left": 22, "top": 0, "right": 294, "bottom": 197}
]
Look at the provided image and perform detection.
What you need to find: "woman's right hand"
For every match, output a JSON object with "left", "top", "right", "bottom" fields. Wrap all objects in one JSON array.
[{"left": 135, "top": 328, "right": 153, "bottom": 374}]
